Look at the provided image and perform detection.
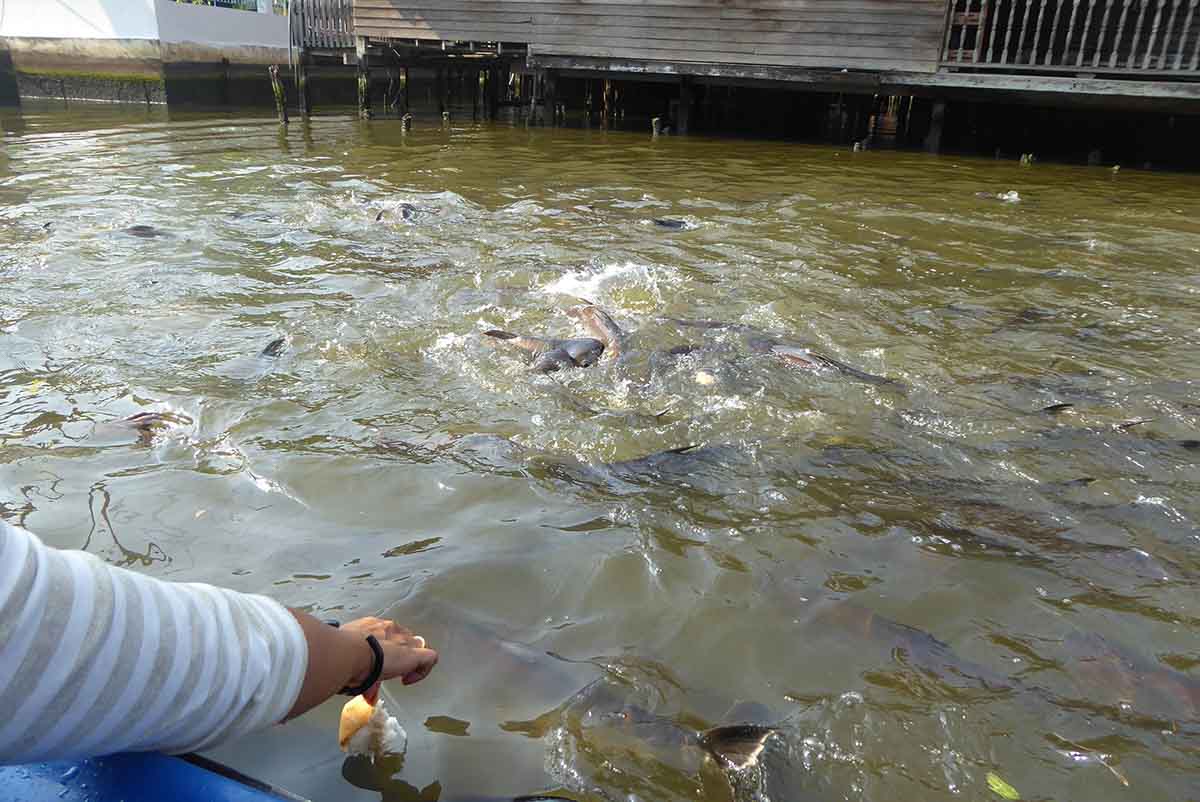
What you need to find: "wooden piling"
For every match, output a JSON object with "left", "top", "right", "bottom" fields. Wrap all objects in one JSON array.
[
  {"left": 268, "top": 64, "right": 288, "bottom": 125},
  {"left": 436, "top": 64, "right": 447, "bottom": 115},
  {"left": 925, "top": 99, "right": 946, "bottom": 153},
  {"left": 602, "top": 79, "right": 613, "bottom": 128},
  {"left": 473, "top": 68, "right": 481, "bottom": 120},
  {"left": 677, "top": 76, "right": 693, "bottom": 135},
  {"left": 486, "top": 63, "right": 500, "bottom": 120},
  {"left": 355, "top": 38, "right": 371, "bottom": 119},
  {"left": 543, "top": 69, "right": 558, "bottom": 125},
  {"left": 385, "top": 69, "right": 397, "bottom": 113},
  {"left": 527, "top": 71, "right": 536, "bottom": 124},
  {"left": 295, "top": 54, "right": 310, "bottom": 119}
]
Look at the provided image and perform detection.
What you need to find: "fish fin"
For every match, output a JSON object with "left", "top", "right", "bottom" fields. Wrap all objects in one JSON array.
[
  {"left": 653, "top": 407, "right": 674, "bottom": 420},
  {"left": 700, "top": 724, "right": 777, "bottom": 770},
  {"left": 483, "top": 329, "right": 519, "bottom": 340},
  {"left": 665, "top": 444, "right": 703, "bottom": 455},
  {"left": 1058, "top": 476, "right": 1096, "bottom": 487},
  {"left": 375, "top": 210, "right": 384, "bottom": 222},
  {"left": 261, "top": 337, "right": 286, "bottom": 357},
  {"left": 1042, "top": 403, "right": 1074, "bottom": 413},
  {"left": 1116, "top": 418, "right": 1153, "bottom": 430},
  {"left": 770, "top": 345, "right": 821, "bottom": 369}
]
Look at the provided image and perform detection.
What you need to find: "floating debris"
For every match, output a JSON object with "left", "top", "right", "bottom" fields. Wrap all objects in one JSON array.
[{"left": 986, "top": 771, "right": 1021, "bottom": 800}]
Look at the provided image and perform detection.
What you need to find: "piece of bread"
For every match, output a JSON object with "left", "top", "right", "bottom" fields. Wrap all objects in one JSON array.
[
  {"left": 338, "top": 695, "right": 374, "bottom": 751},
  {"left": 339, "top": 694, "right": 408, "bottom": 757}
]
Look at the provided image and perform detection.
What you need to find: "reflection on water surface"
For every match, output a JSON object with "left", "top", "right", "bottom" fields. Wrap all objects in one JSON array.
[{"left": 2, "top": 102, "right": 1199, "bottom": 802}]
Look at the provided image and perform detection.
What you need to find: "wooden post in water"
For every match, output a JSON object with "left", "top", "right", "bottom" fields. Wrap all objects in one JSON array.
[
  {"left": 442, "top": 64, "right": 451, "bottom": 116},
  {"left": 543, "top": 69, "right": 558, "bottom": 125},
  {"left": 295, "top": 54, "right": 310, "bottom": 119},
  {"left": 925, "top": 99, "right": 946, "bottom": 153},
  {"left": 402, "top": 66, "right": 410, "bottom": 115},
  {"left": 435, "top": 65, "right": 445, "bottom": 115},
  {"left": 677, "top": 76, "right": 693, "bottom": 135},
  {"left": 601, "top": 79, "right": 613, "bottom": 128},
  {"left": 355, "top": 38, "right": 371, "bottom": 119},
  {"left": 528, "top": 69, "right": 539, "bottom": 124},
  {"left": 473, "top": 68, "right": 480, "bottom": 120},
  {"left": 385, "top": 70, "right": 397, "bottom": 114},
  {"left": 268, "top": 65, "right": 288, "bottom": 125},
  {"left": 486, "top": 63, "right": 500, "bottom": 120}
]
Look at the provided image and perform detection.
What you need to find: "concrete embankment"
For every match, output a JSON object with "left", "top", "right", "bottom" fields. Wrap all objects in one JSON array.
[{"left": 0, "top": 0, "right": 311, "bottom": 107}]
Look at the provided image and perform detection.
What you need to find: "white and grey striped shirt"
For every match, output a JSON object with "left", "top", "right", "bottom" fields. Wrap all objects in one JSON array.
[{"left": 0, "top": 519, "right": 308, "bottom": 764}]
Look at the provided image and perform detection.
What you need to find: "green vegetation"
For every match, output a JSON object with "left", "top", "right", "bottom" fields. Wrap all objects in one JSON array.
[{"left": 17, "top": 68, "right": 163, "bottom": 85}]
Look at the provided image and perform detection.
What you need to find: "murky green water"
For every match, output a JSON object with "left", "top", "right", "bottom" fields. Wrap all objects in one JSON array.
[{"left": 3, "top": 101, "right": 1199, "bottom": 802}]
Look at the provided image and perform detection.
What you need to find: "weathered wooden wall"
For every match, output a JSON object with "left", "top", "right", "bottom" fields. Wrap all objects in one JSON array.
[{"left": 353, "top": 0, "right": 949, "bottom": 73}]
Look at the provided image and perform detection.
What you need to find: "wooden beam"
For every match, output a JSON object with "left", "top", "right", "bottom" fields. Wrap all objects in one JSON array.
[{"left": 526, "top": 52, "right": 1200, "bottom": 110}]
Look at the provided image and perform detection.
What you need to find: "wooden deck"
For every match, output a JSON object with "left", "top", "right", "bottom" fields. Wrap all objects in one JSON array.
[
  {"left": 278, "top": 0, "right": 1200, "bottom": 114},
  {"left": 352, "top": 0, "right": 950, "bottom": 73}
]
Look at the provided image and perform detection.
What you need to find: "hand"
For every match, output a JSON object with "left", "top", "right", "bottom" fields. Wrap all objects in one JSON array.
[{"left": 340, "top": 617, "right": 438, "bottom": 701}]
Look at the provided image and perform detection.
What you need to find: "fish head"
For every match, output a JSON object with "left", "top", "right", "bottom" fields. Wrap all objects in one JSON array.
[
  {"left": 698, "top": 725, "right": 778, "bottom": 771},
  {"left": 560, "top": 338, "right": 605, "bottom": 367},
  {"left": 531, "top": 349, "right": 574, "bottom": 373}
]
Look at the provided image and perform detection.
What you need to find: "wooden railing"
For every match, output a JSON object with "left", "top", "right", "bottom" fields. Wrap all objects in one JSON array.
[
  {"left": 291, "top": 0, "right": 354, "bottom": 50},
  {"left": 942, "top": 0, "right": 1200, "bottom": 74}
]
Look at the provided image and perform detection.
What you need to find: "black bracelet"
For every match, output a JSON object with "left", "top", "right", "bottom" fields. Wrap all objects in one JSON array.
[{"left": 340, "top": 634, "right": 384, "bottom": 696}]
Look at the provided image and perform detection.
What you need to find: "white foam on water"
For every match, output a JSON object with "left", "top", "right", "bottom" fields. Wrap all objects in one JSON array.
[
  {"left": 704, "top": 394, "right": 749, "bottom": 412},
  {"left": 429, "top": 332, "right": 471, "bottom": 352},
  {"left": 538, "top": 261, "right": 674, "bottom": 310}
]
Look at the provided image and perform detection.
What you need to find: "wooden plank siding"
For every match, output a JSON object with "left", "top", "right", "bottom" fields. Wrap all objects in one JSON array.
[{"left": 352, "top": 0, "right": 950, "bottom": 73}]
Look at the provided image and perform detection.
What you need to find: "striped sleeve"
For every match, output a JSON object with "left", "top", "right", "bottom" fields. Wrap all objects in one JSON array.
[{"left": 0, "top": 519, "right": 308, "bottom": 764}]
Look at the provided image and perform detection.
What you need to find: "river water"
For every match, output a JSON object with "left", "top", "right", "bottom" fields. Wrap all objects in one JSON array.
[{"left": 2, "top": 102, "right": 1198, "bottom": 802}]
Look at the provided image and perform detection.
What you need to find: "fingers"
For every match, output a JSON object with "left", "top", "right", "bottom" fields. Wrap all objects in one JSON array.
[
  {"left": 341, "top": 617, "right": 439, "bottom": 687},
  {"left": 400, "top": 647, "right": 438, "bottom": 686},
  {"left": 380, "top": 643, "right": 438, "bottom": 684}
]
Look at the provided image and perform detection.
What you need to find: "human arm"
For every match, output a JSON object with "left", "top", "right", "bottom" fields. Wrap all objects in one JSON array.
[{"left": 0, "top": 519, "right": 435, "bottom": 764}]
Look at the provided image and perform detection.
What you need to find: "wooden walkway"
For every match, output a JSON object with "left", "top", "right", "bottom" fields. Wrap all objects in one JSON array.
[{"left": 286, "top": 0, "right": 1200, "bottom": 120}]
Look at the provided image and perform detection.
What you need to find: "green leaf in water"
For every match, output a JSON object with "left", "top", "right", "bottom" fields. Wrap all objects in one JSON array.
[{"left": 987, "top": 771, "right": 1021, "bottom": 800}]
